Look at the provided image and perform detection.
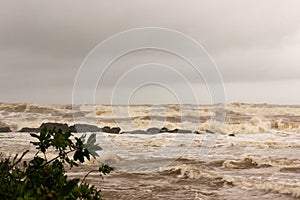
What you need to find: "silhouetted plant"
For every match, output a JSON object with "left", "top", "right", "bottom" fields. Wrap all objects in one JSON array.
[{"left": 0, "top": 128, "right": 113, "bottom": 199}]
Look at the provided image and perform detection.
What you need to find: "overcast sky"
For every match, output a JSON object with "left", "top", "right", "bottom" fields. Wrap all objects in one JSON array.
[{"left": 1, "top": 0, "right": 300, "bottom": 104}]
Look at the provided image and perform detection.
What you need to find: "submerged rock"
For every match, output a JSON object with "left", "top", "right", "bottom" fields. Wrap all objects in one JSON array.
[
  {"left": 146, "top": 127, "right": 160, "bottom": 134},
  {"left": 121, "top": 130, "right": 147, "bottom": 134},
  {"left": 19, "top": 127, "right": 39, "bottom": 133}
]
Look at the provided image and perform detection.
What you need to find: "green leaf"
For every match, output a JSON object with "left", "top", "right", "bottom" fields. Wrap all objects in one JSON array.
[
  {"left": 61, "top": 179, "right": 79, "bottom": 194},
  {"left": 30, "top": 133, "right": 40, "bottom": 139},
  {"left": 83, "top": 149, "right": 90, "bottom": 161},
  {"left": 99, "top": 163, "right": 114, "bottom": 175},
  {"left": 79, "top": 133, "right": 87, "bottom": 143},
  {"left": 87, "top": 134, "right": 96, "bottom": 145},
  {"left": 93, "top": 146, "right": 102, "bottom": 151}
]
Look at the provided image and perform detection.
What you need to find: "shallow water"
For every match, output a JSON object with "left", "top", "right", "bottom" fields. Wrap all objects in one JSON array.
[{"left": 1, "top": 103, "right": 300, "bottom": 199}]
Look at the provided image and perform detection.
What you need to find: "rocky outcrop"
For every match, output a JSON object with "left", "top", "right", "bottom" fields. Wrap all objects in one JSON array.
[
  {"left": 17, "top": 122, "right": 200, "bottom": 135},
  {"left": 69, "top": 124, "right": 102, "bottom": 133},
  {"left": 39, "top": 123, "right": 69, "bottom": 132},
  {"left": 121, "top": 127, "right": 194, "bottom": 134},
  {"left": 171, "top": 129, "right": 191, "bottom": 133},
  {"left": 0, "top": 127, "right": 11, "bottom": 132},
  {"left": 18, "top": 123, "right": 103, "bottom": 133},
  {"left": 146, "top": 127, "right": 160, "bottom": 134},
  {"left": 159, "top": 127, "right": 169, "bottom": 133},
  {"left": 158, "top": 127, "right": 193, "bottom": 133},
  {"left": 102, "top": 126, "right": 121, "bottom": 134},
  {"left": 19, "top": 127, "right": 39, "bottom": 132}
]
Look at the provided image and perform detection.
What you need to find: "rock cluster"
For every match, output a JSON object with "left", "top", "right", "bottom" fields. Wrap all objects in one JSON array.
[
  {"left": 121, "top": 127, "right": 194, "bottom": 134},
  {"left": 18, "top": 123, "right": 108, "bottom": 133},
  {"left": 0, "top": 123, "right": 222, "bottom": 136}
]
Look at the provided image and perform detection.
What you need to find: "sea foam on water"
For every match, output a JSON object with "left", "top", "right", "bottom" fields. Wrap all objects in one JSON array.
[{"left": 1, "top": 102, "right": 300, "bottom": 199}]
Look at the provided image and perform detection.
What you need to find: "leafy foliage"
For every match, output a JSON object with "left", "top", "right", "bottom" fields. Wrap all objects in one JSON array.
[
  {"left": 80, "top": 133, "right": 102, "bottom": 158},
  {"left": 0, "top": 128, "right": 113, "bottom": 200}
]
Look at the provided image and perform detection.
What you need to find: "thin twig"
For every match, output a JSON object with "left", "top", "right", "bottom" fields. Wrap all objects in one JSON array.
[
  {"left": 11, "top": 150, "right": 29, "bottom": 169},
  {"left": 41, "top": 149, "right": 75, "bottom": 167},
  {"left": 80, "top": 170, "right": 100, "bottom": 186}
]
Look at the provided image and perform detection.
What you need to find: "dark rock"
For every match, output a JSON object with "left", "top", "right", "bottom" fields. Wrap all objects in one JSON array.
[
  {"left": 111, "top": 127, "right": 121, "bottom": 134},
  {"left": 167, "top": 128, "right": 192, "bottom": 133},
  {"left": 205, "top": 129, "right": 215, "bottom": 134},
  {"left": 39, "top": 122, "right": 69, "bottom": 132},
  {"left": 0, "top": 127, "right": 11, "bottom": 132},
  {"left": 69, "top": 124, "right": 102, "bottom": 133},
  {"left": 19, "top": 123, "right": 103, "bottom": 133},
  {"left": 102, "top": 126, "right": 121, "bottom": 134},
  {"left": 159, "top": 127, "right": 169, "bottom": 133},
  {"left": 102, "top": 126, "right": 111, "bottom": 133},
  {"left": 194, "top": 131, "right": 202, "bottom": 134},
  {"left": 228, "top": 133, "right": 235, "bottom": 137},
  {"left": 194, "top": 130, "right": 206, "bottom": 134},
  {"left": 19, "top": 127, "right": 39, "bottom": 133},
  {"left": 146, "top": 127, "right": 160, "bottom": 134},
  {"left": 158, "top": 127, "right": 192, "bottom": 133},
  {"left": 168, "top": 128, "right": 179, "bottom": 133}
]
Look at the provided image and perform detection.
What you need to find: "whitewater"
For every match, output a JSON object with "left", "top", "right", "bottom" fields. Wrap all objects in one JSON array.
[{"left": 1, "top": 102, "right": 300, "bottom": 199}]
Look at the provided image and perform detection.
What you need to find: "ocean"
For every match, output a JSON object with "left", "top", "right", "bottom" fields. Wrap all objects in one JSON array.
[{"left": 0, "top": 102, "right": 300, "bottom": 199}]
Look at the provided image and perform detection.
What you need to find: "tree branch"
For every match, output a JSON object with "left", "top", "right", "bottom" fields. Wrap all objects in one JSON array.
[{"left": 11, "top": 150, "right": 29, "bottom": 169}]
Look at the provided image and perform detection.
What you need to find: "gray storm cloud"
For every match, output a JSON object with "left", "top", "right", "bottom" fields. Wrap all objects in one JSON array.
[{"left": 0, "top": 0, "right": 300, "bottom": 104}]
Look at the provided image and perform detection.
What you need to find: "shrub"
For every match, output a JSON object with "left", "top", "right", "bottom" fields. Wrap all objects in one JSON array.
[{"left": 0, "top": 128, "right": 113, "bottom": 200}]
